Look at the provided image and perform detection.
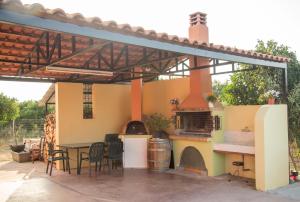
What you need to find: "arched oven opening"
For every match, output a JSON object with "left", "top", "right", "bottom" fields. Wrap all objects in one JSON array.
[{"left": 180, "top": 146, "right": 208, "bottom": 175}]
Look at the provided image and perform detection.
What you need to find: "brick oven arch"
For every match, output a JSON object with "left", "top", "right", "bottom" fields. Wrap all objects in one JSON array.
[{"left": 179, "top": 146, "right": 208, "bottom": 175}]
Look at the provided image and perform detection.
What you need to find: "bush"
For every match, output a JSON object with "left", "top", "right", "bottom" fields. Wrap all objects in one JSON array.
[{"left": 144, "top": 113, "right": 172, "bottom": 134}]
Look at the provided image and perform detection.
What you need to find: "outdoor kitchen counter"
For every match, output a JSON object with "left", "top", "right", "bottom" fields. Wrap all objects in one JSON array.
[
  {"left": 119, "top": 134, "right": 151, "bottom": 138},
  {"left": 212, "top": 131, "right": 255, "bottom": 155},
  {"left": 213, "top": 143, "right": 255, "bottom": 155},
  {"left": 119, "top": 134, "right": 152, "bottom": 168}
]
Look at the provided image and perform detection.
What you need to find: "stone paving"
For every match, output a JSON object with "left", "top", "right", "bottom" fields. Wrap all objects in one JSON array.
[{"left": 0, "top": 160, "right": 299, "bottom": 202}]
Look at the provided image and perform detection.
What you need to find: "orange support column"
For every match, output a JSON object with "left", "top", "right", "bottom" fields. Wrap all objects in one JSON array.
[{"left": 131, "top": 76, "right": 142, "bottom": 121}]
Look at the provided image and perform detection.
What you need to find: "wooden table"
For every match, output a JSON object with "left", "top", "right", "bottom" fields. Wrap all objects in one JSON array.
[{"left": 58, "top": 143, "right": 92, "bottom": 175}]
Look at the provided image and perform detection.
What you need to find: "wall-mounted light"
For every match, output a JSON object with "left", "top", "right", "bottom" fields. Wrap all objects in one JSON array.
[{"left": 46, "top": 66, "right": 113, "bottom": 76}]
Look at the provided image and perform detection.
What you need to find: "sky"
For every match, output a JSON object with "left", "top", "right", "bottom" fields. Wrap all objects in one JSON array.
[{"left": 0, "top": 0, "right": 299, "bottom": 101}]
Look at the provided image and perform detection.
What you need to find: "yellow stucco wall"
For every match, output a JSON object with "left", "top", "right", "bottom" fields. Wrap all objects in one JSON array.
[
  {"left": 143, "top": 78, "right": 190, "bottom": 121},
  {"left": 55, "top": 82, "right": 131, "bottom": 168},
  {"left": 211, "top": 110, "right": 225, "bottom": 143},
  {"left": 224, "top": 105, "right": 260, "bottom": 131},
  {"left": 255, "top": 105, "right": 289, "bottom": 191}
]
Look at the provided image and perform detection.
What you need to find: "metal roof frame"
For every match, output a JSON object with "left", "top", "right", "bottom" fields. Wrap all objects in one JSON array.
[{"left": 0, "top": 9, "right": 287, "bottom": 69}]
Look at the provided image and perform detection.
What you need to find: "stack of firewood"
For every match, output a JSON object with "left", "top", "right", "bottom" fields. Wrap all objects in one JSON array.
[{"left": 43, "top": 113, "right": 56, "bottom": 162}]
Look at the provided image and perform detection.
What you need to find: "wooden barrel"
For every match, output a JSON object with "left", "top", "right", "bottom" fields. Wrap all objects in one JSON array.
[{"left": 147, "top": 138, "right": 171, "bottom": 171}]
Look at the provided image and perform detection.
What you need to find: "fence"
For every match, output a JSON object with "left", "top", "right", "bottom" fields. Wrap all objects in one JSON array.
[{"left": 0, "top": 119, "right": 44, "bottom": 146}]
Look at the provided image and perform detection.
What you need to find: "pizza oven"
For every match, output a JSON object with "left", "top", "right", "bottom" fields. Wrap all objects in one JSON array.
[{"left": 123, "top": 120, "right": 148, "bottom": 135}]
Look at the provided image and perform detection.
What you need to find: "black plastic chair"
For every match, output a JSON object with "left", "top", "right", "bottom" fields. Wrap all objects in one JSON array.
[
  {"left": 79, "top": 142, "right": 104, "bottom": 176},
  {"left": 104, "top": 133, "right": 120, "bottom": 143},
  {"left": 46, "top": 142, "right": 70, "bottom": 176},
  {"left": 105, "top": 141, "right": 124, "bottom": 174}
]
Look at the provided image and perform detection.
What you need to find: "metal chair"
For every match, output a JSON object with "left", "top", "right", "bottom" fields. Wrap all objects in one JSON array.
[
  {"left": 79, "top": 142, "right": 105, "bottom": 176},
  {"left": 105, "top": 141, "right": 124, "bottom": 174},
  {"left": 46, "top": 142, "right": 70, "bottom": 176},
  {"left": 104, "top": 133, "right": 120, "bottom": 143}
]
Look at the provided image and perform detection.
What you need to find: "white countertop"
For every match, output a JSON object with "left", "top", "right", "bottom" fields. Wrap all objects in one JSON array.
[{"left": 213, "top": 143, "right": 255, "bottom": 155}]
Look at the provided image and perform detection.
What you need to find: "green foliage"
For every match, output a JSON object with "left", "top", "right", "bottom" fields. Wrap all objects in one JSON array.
[
  {"left": 220, "top": 70, "right": 268, "bottom": 105},
  {"left": 212, "top": 80, "right": 227, "bottom": 99},
  {"left": 17, "top": 100, "right": 45, "bottom": 120},
  {"left": 14, "top": 101, "right": 45, "bottom": 143},
  {"left": 256, "top": 40, "right": 300, "bottom": 92},
  {"left": 219, "top": 40, "right": 300, "bottom": 105},
  {"left": 0, "top": 98, "right": 45, "bottom": 144},
  {"left": 288, "top": 83, "right": 300, "bottom": 142},
  {"left": 206, "top": 94, "right": 217, "bottom": 103},
  {"left": 0, "top": 93, "right": 19, "bottom": 121},
  {"left": 144, "top": 113, "right": 172, "bottom": 134}
]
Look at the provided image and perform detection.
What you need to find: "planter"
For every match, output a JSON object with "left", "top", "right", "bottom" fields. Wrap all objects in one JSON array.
[
  {"left": 152, "top": 130, "right": 169, "bottom": 139},
  {"left": 291, "top": 171, "right": 298, "bottom": 177},
  {"left": 268, "top": 98, "right": 275, "bottom": 104},
  {"left": 10, "top": 144, "right": 25, "bottom": 153},
  {"left": 11, "top": 151, "right": 30, "bottom": 163}
]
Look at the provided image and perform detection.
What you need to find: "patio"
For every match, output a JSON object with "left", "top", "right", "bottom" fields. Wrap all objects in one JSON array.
[
  {"left": 0, "top": 160, "right": 299, "bottom": 202},
  {"left": 0, "top": 0, "right": 293, "bottom": 200}
]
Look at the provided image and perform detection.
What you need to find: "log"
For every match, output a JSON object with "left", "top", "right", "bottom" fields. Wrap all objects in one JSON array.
[{"left": 43, "top": 113, "right": 56, "bottom": 162}]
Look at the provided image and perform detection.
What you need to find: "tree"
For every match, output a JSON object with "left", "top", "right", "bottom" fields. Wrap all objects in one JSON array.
[
  {"left": 0, "top": 93, "right": 19, "bottom": 121},
  {"left": 288, "top": 83, "right": 300, "bottom": 142},
  {"left": 15, "top": 100, "right": 45, "bottom": 138},
  {"left": 287, "top": 83, "right": 300, "bottom": 170},
  {"left": 220, "top": 70, "right": 268, "bottom": 105},
  {"left": 17, "top": 100, "right": 45, "bottom": 120},
  {"left": 212, "top": 80, "right": 227, "bottom": 100},
  {"left": 220, "top": 40, "right": 300, "bottom": 105},
  {"left": 256, "top": 40, "right": 300, "bottom": 92}
]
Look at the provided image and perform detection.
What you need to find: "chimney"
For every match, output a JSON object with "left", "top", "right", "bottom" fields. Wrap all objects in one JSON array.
[
  {"left": 131, "top": 68, "right": 142, "bottom": 120},
  {"left": 178, "top": 12, "right": 212, "bottom": 111},
  {"left": 189, "top": 12, "right": 208, "bottom": 42}
]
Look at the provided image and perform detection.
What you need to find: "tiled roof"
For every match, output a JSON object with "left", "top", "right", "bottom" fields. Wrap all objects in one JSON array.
[{"left": 0, "top": 0, "right": 289, "bottom": 63}]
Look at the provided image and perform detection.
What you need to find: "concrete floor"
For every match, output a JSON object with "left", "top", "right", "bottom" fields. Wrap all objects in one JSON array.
[{"left": 0, "top": 160, "right": 299, "bottom": 202}]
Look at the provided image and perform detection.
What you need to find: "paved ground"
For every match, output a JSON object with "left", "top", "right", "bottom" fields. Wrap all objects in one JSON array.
[{"left": 0, "top": 160, "right": 299, "bottom": 202}]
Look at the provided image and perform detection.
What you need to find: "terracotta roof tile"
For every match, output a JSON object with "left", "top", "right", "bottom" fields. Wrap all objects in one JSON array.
[
  {"left": 144, "top": 30, "right": 157, "bottom": 38},
  {"left": 119, "top": 24, "right": 132, "bottom": 31},
  {"left": 180, "top": 38, "right": 190, "bottom": 44},
  {"left": 86, "top": 17, "right": 102, "bottom": 24},
  {"left": 102, "top": 20, "right": 118, "bottom": 28},
  {"left": 48, "top": 8, "right": 65, "bottom": 17},
  {"left": 0, "top": 0, "right": 289, "bottom": 63},
  {"left": 169, "top": 35, "right": 179, "bottom": 42}
]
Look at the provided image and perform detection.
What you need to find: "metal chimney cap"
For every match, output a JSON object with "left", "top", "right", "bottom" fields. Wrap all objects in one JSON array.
[{"left": 189, "top": 12, "right": 207, "bottom": 26}]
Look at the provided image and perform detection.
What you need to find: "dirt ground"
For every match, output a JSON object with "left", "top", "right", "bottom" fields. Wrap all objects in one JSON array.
[{"left": 0, "top": 145, "right": 11, "bottom": 162}]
